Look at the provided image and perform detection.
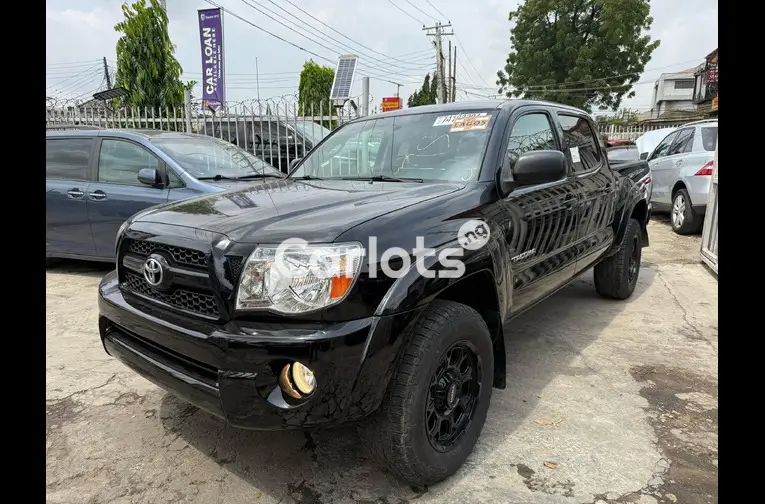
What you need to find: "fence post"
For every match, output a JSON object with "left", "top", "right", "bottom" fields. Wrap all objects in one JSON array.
[{"left": 183, "top": 90, "right": 193, "bottom": 133}]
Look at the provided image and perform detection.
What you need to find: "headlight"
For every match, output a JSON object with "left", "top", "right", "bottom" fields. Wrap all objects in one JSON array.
[{"left": 235, "top": 242, "right": 364, "bottom": 314}]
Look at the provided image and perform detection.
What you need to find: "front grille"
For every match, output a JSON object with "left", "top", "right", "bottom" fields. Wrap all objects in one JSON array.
[
  {"left": 123, "top": 271, "right": 219, "bottom": 318},
  {"left": 126, "top": 239, "right": 207, "bottom": 269},
  {"left": 226, "top": 255, "right": 245, "bottom": 283}
]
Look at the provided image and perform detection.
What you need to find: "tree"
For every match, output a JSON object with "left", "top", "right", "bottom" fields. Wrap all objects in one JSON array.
[
  {"left": 496, "top": 0, "right": 660, "bottom": 111},
  {"left": 406, "top": 73, "right": 437, "bottom": 107},
  {"left": 114, "top": 0, "right": 193, "bottom": 111},
  {"left": 298, "top": 60, "right": 334, "bottom": 116}
]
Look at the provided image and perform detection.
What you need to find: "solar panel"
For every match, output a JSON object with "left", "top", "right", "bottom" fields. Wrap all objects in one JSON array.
[{"left": 330, "top": 55, "right": 358, "bottom": 101}]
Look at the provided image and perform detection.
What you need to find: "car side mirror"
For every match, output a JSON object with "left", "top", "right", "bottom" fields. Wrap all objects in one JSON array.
[
  {"left": 499, "top": 150, "right": 566, "bottom": 194},
  {"left": 288, "top": 158, "right": 302, "bottom": 172},
  {"left": 137, "top": 168, "right": 162, "bottom": 187},
  {"left": 639, "top": 152, "right": 648, "bottom": 161}
]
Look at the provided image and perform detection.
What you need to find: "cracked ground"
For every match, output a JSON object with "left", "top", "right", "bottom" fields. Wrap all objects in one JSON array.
[{"left": 46, "top": 216, "right": 718, "bottom": 504}]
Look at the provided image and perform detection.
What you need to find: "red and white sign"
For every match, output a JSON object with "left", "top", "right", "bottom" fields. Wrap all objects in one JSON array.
[{"left": 381, "top": 97, "right": 401, "bottom": 112}]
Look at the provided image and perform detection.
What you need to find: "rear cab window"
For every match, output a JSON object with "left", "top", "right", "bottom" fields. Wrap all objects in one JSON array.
[
  {"left": 46, "top": 137, "right": 94, "bottom": 181},
  {"left": 556, "top": 114, "right": 603, "bottom": 173},
  {"left": 701, "top": 127, "right": 718, "bottom": 151}
]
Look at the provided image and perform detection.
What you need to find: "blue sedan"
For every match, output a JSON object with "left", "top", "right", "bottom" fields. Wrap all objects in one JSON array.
[{"left": 46, "top": 128, "right": 284, "bottom": 265}]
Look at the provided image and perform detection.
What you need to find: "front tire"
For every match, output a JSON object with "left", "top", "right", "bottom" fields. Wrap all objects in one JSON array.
[
  {"left": 671, "top": 188, "right": 701, "bottom": 235},
  {"left": 594, "top": 218, "right": 643, "bottom": 300},
  {"left": 359, "top": 300, "right": 494, "bottom": 486}
]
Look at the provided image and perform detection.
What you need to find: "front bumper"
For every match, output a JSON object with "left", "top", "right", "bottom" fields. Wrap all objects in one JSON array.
[{"left": 98, "top": 271, "right": 417, "bottom": 430}]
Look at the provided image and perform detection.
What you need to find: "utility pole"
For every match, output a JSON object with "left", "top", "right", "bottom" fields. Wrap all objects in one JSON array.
[
  {"left": 102, "top": 57, "right": 112, "bottom": 89},
  {"left": 423, "top": 22, "right": 453, "bottom": 104},
  {"left": 447, "top": 41, "right": 452, "bottom": 102},
  {"left": 451, "top": 47, "right": 457, "bottom": 103},
  {"left": 361, "top": 76, "right": 370, "bottom": 117}
]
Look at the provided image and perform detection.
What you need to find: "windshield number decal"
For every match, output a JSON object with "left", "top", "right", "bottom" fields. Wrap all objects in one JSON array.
[
  {"left": 449, "top": 114, "right": 491, "bottom": 132},
  {"left": 433, "top": 112, "right": 488, "bottom": 127}
]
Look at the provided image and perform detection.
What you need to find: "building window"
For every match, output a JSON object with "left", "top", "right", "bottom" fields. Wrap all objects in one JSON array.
[{"left": 674, "top": 80, "right": 694, "bottom": 89}]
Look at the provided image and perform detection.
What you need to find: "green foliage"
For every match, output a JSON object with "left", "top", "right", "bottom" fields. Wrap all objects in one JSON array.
[
  {"left": 298, "top": 60, "right": 335, "bottom": 125},
  {"left": 406, "top": 73, "right": 437, "bottom": 107},
  {"left": 594, "top": 108, "right": 640, "bottom": 128},
  {"left": 114, "top": 0, "right": 193, "bottom": 111},
  {"left": 496, "top": 0, "right": 660, "bottom": 112}
]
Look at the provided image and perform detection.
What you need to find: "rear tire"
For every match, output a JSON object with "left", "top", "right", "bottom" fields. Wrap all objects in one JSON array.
[
  {"left": 671, "top": 188, "right": 702, "bottom": 235},
  {"left": 594, "top": 218, "right": 642, "bottom": 300},
  {"left": 359, "top": 300, "right": 494, "bottom": 486}
]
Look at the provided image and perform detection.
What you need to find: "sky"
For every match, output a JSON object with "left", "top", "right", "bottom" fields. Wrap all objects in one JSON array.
[{"left": 46, "top": 0, "right": 718, "bottom": 113}]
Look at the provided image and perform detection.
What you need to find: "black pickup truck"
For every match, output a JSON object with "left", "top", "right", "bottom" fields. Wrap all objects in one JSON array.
[{"left": 98, "top": 100, "right": 650, "bottom": 486}]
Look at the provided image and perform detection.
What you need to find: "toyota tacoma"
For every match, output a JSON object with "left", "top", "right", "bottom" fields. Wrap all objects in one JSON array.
[{"left": 98, "top": 100, "right": 650, "bottom": 485}]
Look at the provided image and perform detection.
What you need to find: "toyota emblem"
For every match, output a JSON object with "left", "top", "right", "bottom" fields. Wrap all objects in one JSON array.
[{"left": 143, "top": 256, "right": 164, "bottom": 287}]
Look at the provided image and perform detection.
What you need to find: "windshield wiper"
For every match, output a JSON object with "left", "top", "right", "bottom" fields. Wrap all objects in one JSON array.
[
  {"left": 235, "top": 173, "right": 283, "bottom": 180},
  {"left": 294, "top": 174, "right": 323, "bottom": 180},
  {"left": 197, "top": 174, "right": 235, "bottom": 181},
  {"left": 342, "top": 175, "right": 424, "bottom": 183}
]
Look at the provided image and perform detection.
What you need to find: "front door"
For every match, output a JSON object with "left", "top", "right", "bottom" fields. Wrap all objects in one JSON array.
[
  {"left": 87, "top": 138, "right": 170, "bottom": 259},
  {"left": 647, "top": 130, "right": 680, "bottom": 205},
  {"left": 46, "top": 137, "right": 97, "bottom": 257},
  {"left": 499, "top": 109, "right": 580, "bottom": 315}
]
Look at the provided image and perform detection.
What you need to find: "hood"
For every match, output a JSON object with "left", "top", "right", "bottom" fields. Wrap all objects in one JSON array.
[
  {"left": 133, "top": 178, "right": 464, "bottom": 243},
  {"left": 636, "top": 127, "right": 677, "bottom": 155}
]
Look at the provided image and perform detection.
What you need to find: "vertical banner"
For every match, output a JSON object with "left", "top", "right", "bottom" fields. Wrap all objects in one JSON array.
[{"left": 198, "top": 8, "right": 225, "bottom": 109}]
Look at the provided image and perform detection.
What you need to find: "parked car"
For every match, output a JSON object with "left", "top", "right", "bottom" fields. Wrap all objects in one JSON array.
[
  {"left": 645, "top": 120, "right": 718, "bottom": 234},
  {"left": 635, "top": 127, "right": 677, "bottom": 159},
  {"left": 198, "top": 118, "right": 332, "bottom": 173},
  {"left": 98, "top": 100, "right": 650, "bottom": 486},
  {"left": 46, "top": 129, "right": 283, "bottom": 265},
  {"left": 606, "top": 144, "right": 641, "bottom": 164}
]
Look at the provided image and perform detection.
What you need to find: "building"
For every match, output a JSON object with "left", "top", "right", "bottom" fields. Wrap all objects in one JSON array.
[
  {"left": 649, "top": 69, "right": 697, "bottom": 120},
  {"left": 693, "top": 48, "right": 718, "bottom": 116}
]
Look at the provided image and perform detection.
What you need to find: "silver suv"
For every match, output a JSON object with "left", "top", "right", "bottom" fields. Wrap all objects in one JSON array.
[{"left": 647, "top": 119, "right": 718, "bottom": 234}]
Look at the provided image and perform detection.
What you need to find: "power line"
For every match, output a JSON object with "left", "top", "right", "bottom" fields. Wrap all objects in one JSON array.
[
  {"left": 243, "top": 0, "right": 429, "bottom": 73},
  {"left": 424, "top": 0, "right": 448, "bottom": 20},
  {"left": 387, "top": 0, "right": 425, "bottom": 25},
  {"left": 280, "top": 0, "right": 432, "bottom": 66},
  {"left": 46, "top": 59, "right": 102, "bottom": 68},
  {"left": 402, "top": 0, "right": 437, "bottom": 22}
]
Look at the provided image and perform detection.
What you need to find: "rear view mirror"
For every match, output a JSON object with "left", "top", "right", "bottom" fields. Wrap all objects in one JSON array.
[
  {"left": 137, "top": 168, "right": 162, "bottom": 187},
  {"left": 639, "top": 152, "right": 648, "bottom": 161},
  {"left": 288, "top": 158, "right": 302, "bottom": 172},
  {"left": 499, "top": 150, "right": 566, "bottom": 194}
]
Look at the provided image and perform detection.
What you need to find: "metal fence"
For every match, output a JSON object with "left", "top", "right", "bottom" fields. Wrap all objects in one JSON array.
[
  {"left": 45, "top": 94, "right": 363, "bottom": 173},
  {"left": 602, "top": 122, "right": 689, "bottom": 142}
]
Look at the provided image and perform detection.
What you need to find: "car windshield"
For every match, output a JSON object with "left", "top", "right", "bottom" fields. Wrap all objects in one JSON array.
[
  {"left": 292, "top": 121, "right": 332, "bottom": 144},
  {"left": 151, "top": 137, "right": 283, "bottom": 179},
  {"left": 606, "top": 147, "right": 641, "bottom": 163},
  {"left": 289, "top": 110, "right": 498, "bottom": 182}
]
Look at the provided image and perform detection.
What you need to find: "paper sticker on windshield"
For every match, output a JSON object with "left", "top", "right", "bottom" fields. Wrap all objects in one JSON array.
[
  {"left": 433, "top": 112, "right": 487, "bottom": 127},
  {"left": 569, "top": 146, "right": 581, "bottom": 163},
  {"left": 449, "top": 114, "right": 491, "bottom": 132}
]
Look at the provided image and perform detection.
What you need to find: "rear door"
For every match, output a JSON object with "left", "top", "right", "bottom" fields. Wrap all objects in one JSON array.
[
  {"left": 555, "top": 113, "right": 617, "bottom": 274},
  {"left": 87, "top": 137, "right": 170, "bottom": 258},
  {"left": 46, "top": 136, "right": 97, "bottom": 257},
  {"left": 647, "top": 130, "right": 680, "bottom": 205}
]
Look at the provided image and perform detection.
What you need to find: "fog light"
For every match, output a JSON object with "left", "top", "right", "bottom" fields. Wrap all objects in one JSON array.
[{"left": 279, "top": 362, "right": 316, "bottom": 399}]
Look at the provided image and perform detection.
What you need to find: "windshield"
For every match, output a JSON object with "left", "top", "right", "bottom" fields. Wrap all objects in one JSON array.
[
  {"left": 606, "top": 147, "right": 641, "bottom": 163},
  {"left": 151, "top": 137, "right": 283, "bottom": 179},
  {"left": 292, "top": 121, "right": 332, "bottom": 144},
  {"left": 289, "top": 110, "right": 498, "bottom": 182}
]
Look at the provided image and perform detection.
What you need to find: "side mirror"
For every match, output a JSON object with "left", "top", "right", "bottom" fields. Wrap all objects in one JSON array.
[
  {"left": 639, "top": 152, "right": 648, "bottom": 161},
  {"left": 137, "top": 168, "right": 162, "bottom": 187},
  {"left": 288, "top": 158, "right": 302, "bottom": 172},
  {"left": 499, "top": 150, "right": 566, "bottom": 194}
]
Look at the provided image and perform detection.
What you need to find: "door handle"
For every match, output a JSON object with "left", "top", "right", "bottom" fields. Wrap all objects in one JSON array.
[
  {"left": 88, "top": 190, "right": 107, "bottom": 201},
  {"left": 66, "top": 188, "right": 84, "bottom": 199},
  {"left": 674, "top": 159, "right": 684, "bottom": 166}
]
